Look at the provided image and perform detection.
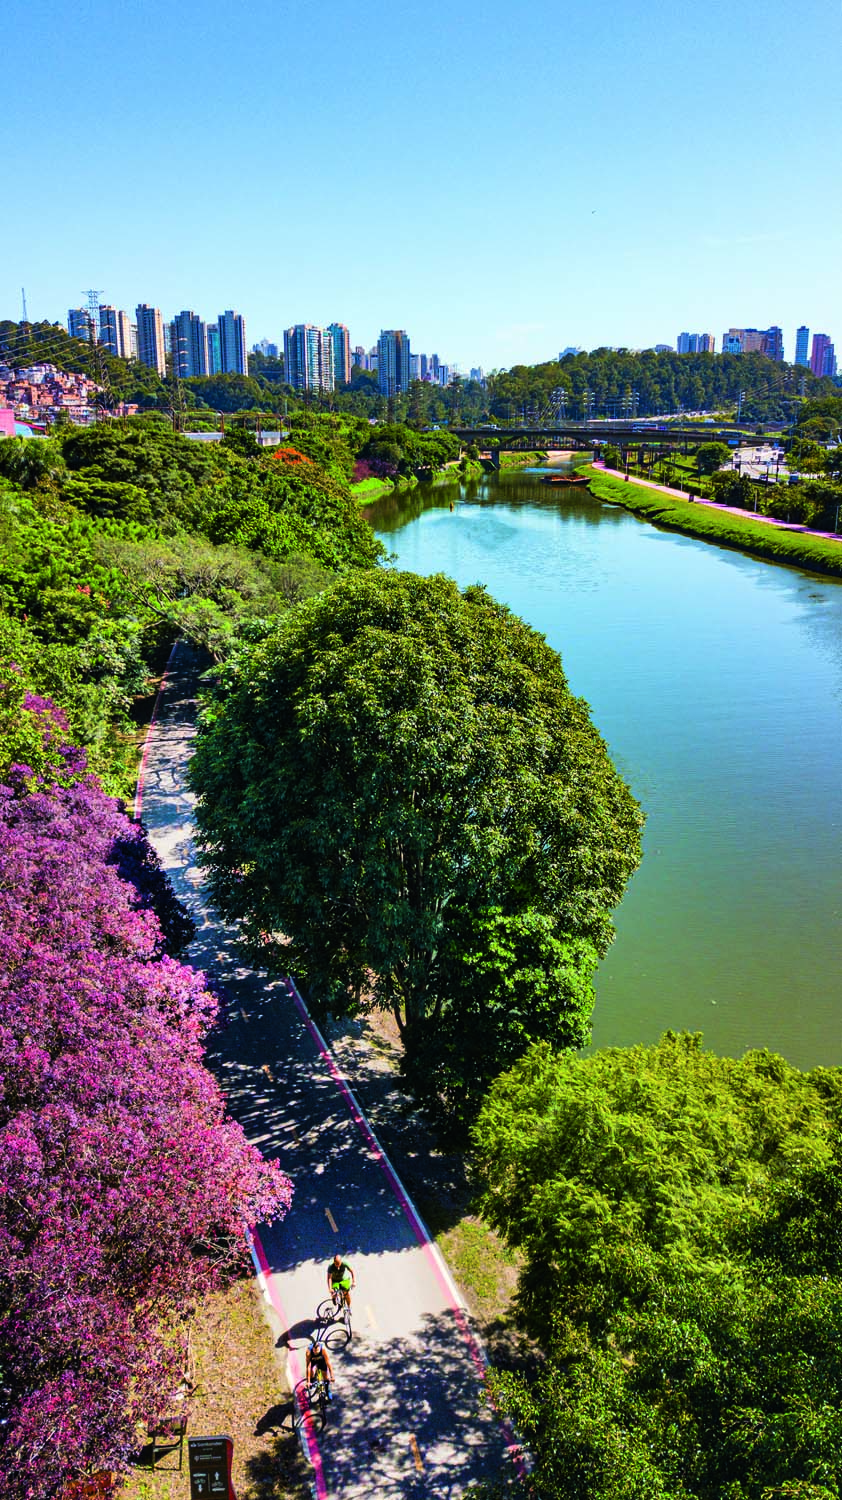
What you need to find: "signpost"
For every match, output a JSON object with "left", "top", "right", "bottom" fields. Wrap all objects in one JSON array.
[{"left": 188, "top": 1436, "right": 236, "bottom": 1499}]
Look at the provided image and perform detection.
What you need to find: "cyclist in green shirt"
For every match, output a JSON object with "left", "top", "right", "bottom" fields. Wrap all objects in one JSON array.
[{"left": 327, "top": 1253, "right": 356, "bottom": 1310}]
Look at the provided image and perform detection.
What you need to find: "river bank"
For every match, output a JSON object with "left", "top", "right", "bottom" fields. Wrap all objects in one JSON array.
[{"left": 583, "top": 462, "right": 842, "bottom": 578}]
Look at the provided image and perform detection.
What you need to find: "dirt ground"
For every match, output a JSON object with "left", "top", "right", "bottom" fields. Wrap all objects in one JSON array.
[{"left": 120, "top": 1278, "right": 308, "bottom": 1500}]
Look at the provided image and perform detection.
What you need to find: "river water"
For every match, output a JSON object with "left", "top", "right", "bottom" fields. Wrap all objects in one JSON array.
[{"left": 370, "top": 467, "right": 842, "bottom": 1069}]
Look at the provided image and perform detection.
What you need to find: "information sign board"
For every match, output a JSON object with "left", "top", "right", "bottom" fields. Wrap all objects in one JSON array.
[{"left": 187, "top": 1436, "right": 235, "bottom": 1499}]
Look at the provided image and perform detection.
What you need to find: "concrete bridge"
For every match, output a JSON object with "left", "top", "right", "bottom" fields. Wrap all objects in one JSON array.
[{"left": 451, "top": 423, "right": 749, "bottom": 467}]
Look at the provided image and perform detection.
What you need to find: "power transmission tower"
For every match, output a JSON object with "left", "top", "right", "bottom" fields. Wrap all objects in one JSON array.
[
  {"left": 21, "top": 287, "right": 29, "bottom": 323},
  {"left": 83, "top": 289, "right": 111, "bottom": 423}
]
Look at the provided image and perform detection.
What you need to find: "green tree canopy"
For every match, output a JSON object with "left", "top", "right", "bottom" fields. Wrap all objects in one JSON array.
[
  {"left": 473, "top": 1034, "right": 842, "bottom": 1500},
  {"left": 190, "top": 570, "right": 643, "bottom": 1120},
  {"left": 695, "top": 440, "right": 731, "bottom": 475}
]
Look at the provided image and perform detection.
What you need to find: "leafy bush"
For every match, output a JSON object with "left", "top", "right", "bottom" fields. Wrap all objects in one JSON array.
[{"left": 475, "top": 1034, "right": 842, "bottom": 1500}]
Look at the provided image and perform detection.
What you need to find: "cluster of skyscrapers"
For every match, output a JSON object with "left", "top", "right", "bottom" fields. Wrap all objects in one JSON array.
[
  {"left": 67, "top": 299, "right": 838, "bottom": 389},
  {"left": 682, "top": 326, "right": 836, "bottom": 376},
  {"left": 281, "top": 324, "right": 480, "bottom": 396},
  {"left": 794, "top": 326, "right": 837, "bottom": 378},
  {"left": 67, "top": 301, "right": 248, "bottom": 377}
]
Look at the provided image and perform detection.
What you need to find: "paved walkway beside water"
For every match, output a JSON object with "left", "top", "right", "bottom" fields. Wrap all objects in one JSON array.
[{"left": 137, "top": 643, "right": 520, "bottom": 1500}]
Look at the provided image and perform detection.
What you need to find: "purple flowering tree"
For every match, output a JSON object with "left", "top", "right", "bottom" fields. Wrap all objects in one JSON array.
[{"left": 0, "top": 699, "right": 292, "bottom": 1496}]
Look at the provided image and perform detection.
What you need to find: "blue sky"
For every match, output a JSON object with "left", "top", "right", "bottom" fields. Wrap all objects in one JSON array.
[{"left": 4, "top": 0, "right": 839, "bottom": 370}]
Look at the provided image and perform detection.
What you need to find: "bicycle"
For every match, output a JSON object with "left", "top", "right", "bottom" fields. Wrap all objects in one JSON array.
[
  {"left": 315, "top": 1288, "right": 352, "bottom": 1346},
  {"left": 307, "top": 1370, "right": 331, "bottom": 1427},
  {"left": 331, "top": 1282, "right": 353, "bottom": 1342}
]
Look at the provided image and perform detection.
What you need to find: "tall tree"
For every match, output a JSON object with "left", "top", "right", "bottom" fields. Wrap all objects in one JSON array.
[{"left": 191, "top": 570, "right": 643, "bottom": 1120}]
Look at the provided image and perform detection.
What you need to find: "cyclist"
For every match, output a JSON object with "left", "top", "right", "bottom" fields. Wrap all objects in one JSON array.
[
  {"left": 327, "top": 1252, "right": 356, "bottom": 1311},
  {"left": 305, "top": 1339, "right": 334, "bottom": 1401}
]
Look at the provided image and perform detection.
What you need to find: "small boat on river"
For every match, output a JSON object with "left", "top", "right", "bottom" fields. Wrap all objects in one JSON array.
[{"left": 541, "top": 473, "right": 590, "bottom": 486}]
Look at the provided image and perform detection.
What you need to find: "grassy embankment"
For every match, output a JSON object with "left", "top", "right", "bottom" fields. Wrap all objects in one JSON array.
[
  {"left": 498, "top": 449, "right": 547, "bottom": 469},
  {"left": 582, "top": 463, "right": 842, "bottom": 578}
]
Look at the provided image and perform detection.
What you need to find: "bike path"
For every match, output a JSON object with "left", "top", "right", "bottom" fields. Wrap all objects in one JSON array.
[{"left": 137, "top": 643, "right": 519, "bottom": 1499}]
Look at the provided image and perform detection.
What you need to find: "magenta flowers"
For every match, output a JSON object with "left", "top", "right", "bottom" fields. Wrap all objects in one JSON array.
[{"left": 0, "top": 716, "right": 292, "bottom": 1496}]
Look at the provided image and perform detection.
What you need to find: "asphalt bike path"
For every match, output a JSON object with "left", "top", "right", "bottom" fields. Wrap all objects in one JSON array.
[{"left": 136, "top": 642, "right": 520, "bottom": 1499}]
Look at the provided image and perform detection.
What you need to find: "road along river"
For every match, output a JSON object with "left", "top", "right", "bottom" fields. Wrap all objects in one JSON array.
[{"left": 370, "top": 467, "right": 842, "bottom": 1069}]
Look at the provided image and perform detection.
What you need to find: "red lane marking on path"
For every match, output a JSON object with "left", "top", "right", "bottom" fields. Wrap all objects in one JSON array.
[
  {"left": 134, "top": 640, "right": 180, "bottom": 821},
  {"left": 284, "top": 978, "right": 528, "bottom": 1479},
  {"left": 249, "top": 1229, "right": 328, "bottom": 1500}
]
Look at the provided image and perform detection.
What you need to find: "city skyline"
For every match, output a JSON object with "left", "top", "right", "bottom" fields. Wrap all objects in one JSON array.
[
  {"left": 2, "top": 0, "right": 838, "bottom": 373},
  {"left": 61, "top": 293, "right": 837, "bottom": 382}
]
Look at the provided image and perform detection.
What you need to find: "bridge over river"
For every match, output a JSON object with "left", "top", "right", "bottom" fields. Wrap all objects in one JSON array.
[{"left": 451, "top": 422, "right": 755, "bottom": 464}]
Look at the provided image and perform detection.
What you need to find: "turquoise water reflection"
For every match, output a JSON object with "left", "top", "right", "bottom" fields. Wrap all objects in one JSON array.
[{"left": 370, "top": 470, "right": 842, "bottom": 1067}]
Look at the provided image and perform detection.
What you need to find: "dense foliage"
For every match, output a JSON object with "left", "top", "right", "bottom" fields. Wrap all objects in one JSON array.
[
  {"left": 484, "top": 349, "right": 837, "bottom": 425},
  {"left": 190, "top": 570, "right": 643, "bottom": 1122},
  {"left": 0, "top": 696, "right": 292, "bottom": 1497},
  {"left": 0, "top": 418, "right": 386, "bottom": 794},
  {"left": 473, "top": 1034, "right": 842, "bottom": 1500}
]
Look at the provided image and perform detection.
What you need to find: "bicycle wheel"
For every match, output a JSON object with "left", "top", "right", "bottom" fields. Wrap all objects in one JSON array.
[
  {"left": 316, "top": 1298, "right": 336, "bottom": 1327},
  {"left": 315, "top": 1379, "right": 328, "bottom": 1427}
]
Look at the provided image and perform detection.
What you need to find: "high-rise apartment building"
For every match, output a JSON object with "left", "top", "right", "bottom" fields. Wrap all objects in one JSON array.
[
  {"left": 207, "top": 324, "right": 221, "bottom": 375},
  {"left": 353, "top": 344, "right": 366, "bottom": 369},
  {"left": 98, "top": 305, "right": 132, "bottom": 360},
  {"left": 677, "top": 332, "right": 715, "bottom": 353},
  {"left": 795, "top": 326, "right": 810, "bottom": 368},
  {"left": 722, "top": 327, "right": 782, "bottom": 359},
  {"left": 327, "top": 323, "right": 351, "bottom": 386},
  {"left": 284, "top": 325, "right": 334, "bottom": 391},
  {"left": 252, "top": 338, "right": 279, "bottom": 358},
  {"left": 68, "top": 307, "right": 93, "bottom": 342},
  {"left": 170, "top": 310, "right": 208, "bottom": 377},
  {"left": 723, "top": 328, "right": 765, "bottom": 354},
  {"left": 135, "top": 304, "right": 167, "bottom": 376},
  {"left": 378, "top": 331, "right": 412, "bottom": 396},
  {"left": 811, "top": 333, "right": 836, "bottom": 378},
  {"left": 217, "top": 310, "right": 248, "bottom": 375}
]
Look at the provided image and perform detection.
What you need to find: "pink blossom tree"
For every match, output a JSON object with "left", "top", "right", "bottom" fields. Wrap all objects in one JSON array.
[{"left": 0, "top": 698, "right": 292, "bottom": 1496}]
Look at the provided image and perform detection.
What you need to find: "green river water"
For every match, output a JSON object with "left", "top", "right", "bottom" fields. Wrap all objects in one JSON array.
[{"left": 370, "top": 466, "right": 842, "bottom": 1068}]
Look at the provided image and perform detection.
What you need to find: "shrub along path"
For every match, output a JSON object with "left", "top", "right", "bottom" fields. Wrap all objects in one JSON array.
[{"left": 137, "top": 642, "right": 521, "bottom": 1500}]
